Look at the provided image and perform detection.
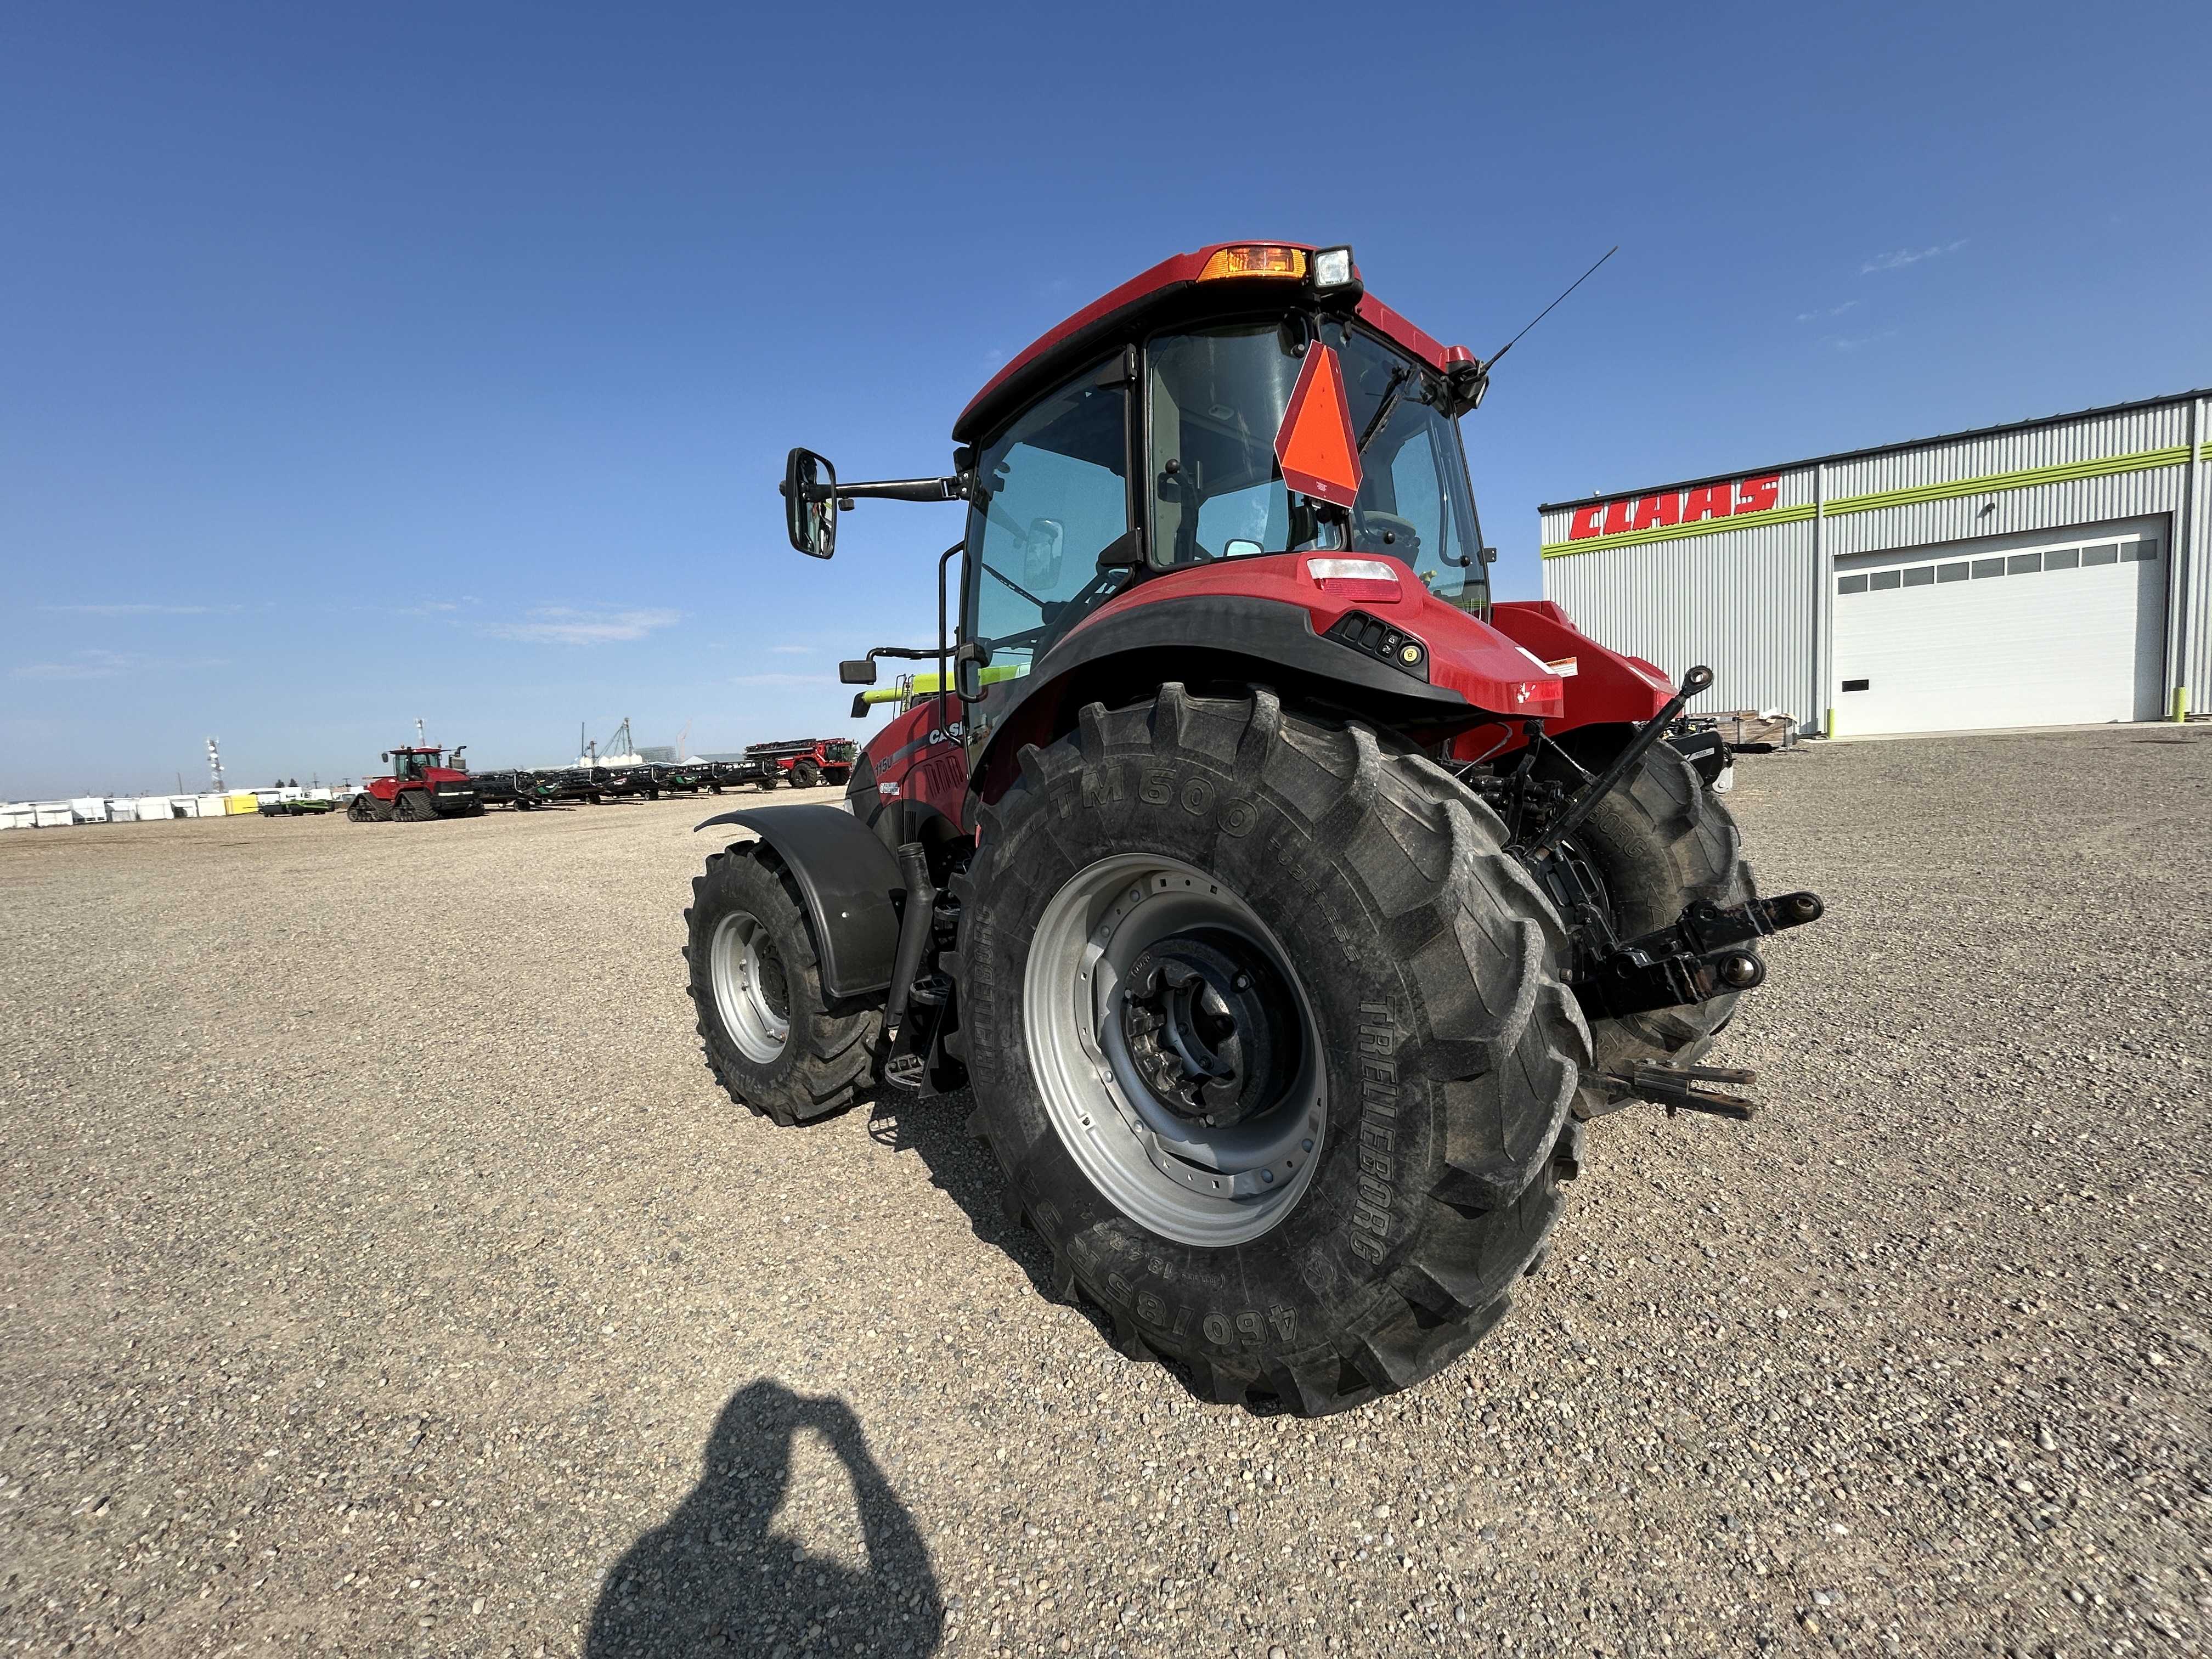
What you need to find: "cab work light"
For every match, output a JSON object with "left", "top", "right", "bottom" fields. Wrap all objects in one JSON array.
[
  {"left": 1306, "top": 557, "right": 1401, "bottom": 601},
  {"left": 1310, "top": 246, "right": 1355, "bottom": 289},
  {"left": 1198, "top": 244, "right": 1308, "bottom": 281}
]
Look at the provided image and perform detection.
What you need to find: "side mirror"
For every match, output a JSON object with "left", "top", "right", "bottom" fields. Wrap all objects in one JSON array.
[
  {"left": 1223, "top": 538, "right": 1263, "bottom": 559},
  {"left": 839, "top": 658, "right": 878, "bottom": 685},
  {"left": 782, "top": 448, "right": 838, "bottom": 559}
]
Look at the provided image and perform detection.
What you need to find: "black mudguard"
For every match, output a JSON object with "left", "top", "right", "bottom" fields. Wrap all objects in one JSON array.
[{"left": 693, "top": 803, "right": 902, "bottom": 1000}]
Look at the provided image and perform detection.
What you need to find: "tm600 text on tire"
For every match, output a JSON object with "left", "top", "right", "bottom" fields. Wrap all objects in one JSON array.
[
  {"left": 685, "top": 843, "right": 883, "bottom": 1126},
  {"left": 1540, "top": 733, "right": 1753, "bottom": 1099},
  {"left": 952, "top": 685, "right": 1590, "bottom": 1414}
]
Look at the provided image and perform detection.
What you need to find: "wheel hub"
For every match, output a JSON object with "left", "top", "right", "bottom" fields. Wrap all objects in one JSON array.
[
  {"left": 1119, "top": 928, "right": 1300, "bottom": 1127},
  {"left": 1023, "top": 854, "right": 1328, "bottom": 1248},
  {"left": 708, "top": 910, "right": 792, "bottom": 1064}
]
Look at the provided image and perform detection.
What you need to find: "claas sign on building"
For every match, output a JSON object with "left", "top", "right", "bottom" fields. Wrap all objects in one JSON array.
[{"left": 1564, "top": 473, "right": 1781, "bottom": 540}]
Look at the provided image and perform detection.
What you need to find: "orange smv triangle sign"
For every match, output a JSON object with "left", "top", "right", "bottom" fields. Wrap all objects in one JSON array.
[{"left": 1274, "top": 344, "right": 1363, "bottom": 509}]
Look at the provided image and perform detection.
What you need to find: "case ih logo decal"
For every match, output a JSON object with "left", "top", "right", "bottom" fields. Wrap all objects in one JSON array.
[{"left": 1566, "top": 474, "right": 1780, "bottom": 541}]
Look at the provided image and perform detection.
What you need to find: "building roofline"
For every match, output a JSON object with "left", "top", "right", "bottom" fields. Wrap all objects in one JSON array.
[{"left": 1536, "top": 385, "right": 2212, "bottom": 515}]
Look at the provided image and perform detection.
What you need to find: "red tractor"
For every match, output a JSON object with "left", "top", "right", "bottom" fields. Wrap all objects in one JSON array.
[
  {"left": 743, "top": 737, "right": 859, "bottom": 791},
  {"left": 347, "top": 745, "right": 483, "bottom": 822},
  {"left": 685, "top": 242, "right": 1821, "bottom": 1414}
]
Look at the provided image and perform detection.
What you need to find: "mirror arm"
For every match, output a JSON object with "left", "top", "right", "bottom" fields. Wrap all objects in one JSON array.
[{"left": 832, "top": 476, "right": 971, "bottom": 505}]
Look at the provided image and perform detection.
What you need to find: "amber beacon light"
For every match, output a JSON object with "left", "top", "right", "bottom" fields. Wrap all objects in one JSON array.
[{"left": 1197, "top": 244, "right": 1308, "bottom": 281}]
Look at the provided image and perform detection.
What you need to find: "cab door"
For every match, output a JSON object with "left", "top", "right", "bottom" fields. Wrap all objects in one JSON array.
[{"left": 959, "top": 357, "right": 1135, "bottom": 775}]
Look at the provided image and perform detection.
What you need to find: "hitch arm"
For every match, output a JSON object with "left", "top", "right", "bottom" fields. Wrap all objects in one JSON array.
[
  {"left": 1526, "top": 664, "right": 1713, "bottom": 857},
  {"left": 1590, "top": 1062, "right": 1760, "bottom": 1120}
]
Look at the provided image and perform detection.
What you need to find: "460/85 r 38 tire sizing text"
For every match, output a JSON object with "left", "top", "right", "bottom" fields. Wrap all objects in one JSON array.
[{"left": 951, "top": 685, "right": 1590, "bottom": 1415}]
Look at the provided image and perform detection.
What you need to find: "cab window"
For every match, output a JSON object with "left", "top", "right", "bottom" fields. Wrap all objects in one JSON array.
[
  {"left": 1146, "top": 319, "right": 1488, "bottom": 614},
  {"left": 964, "top": 364, "right": 1130, "bottom": 679}
]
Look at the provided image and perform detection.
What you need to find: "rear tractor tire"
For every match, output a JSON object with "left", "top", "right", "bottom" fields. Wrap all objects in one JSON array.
[
  {"left": 685, "top": 843, "right": 883, "bottom": 1127},
  {"left": 346, "top": 794, "right": 376, "bottom": 823},
  {"left": 953, "top": 684, "right": 1590, "bottom": 1415},
  {"left": 1539, "top": 733, "right": 1754, "bottom": 1108}
]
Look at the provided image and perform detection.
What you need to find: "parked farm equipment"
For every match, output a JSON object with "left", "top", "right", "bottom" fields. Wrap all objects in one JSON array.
[{"left": 739, "top": 737, "right": 858, "bottom": 790}]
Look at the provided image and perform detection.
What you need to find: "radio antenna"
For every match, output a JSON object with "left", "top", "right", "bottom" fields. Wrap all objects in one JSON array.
[{"left": 1483, "top": 245, "right": 1618, "bottom": 374}]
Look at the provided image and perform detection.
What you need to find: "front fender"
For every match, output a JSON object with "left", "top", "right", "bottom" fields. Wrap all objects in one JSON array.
[
  {"left": 693, "top": 803, "right": 902, "bottom": 1000},
  {"left": 968, "top": 591, "right": 1479, "bottom": 807}
]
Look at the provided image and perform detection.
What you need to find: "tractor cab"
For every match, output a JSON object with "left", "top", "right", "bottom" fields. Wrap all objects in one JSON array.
[
  {"left": 965, "top": 290, "right": 1492, "bottom": 690},
  {"left": 792, "top": 242, "right": 1502, "bottom": 727},
  {"left": 381, "top": 746, "right": 466, "bottom": 781}
]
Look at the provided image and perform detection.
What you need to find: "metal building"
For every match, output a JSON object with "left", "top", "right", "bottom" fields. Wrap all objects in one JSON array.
[{"left": 1537, "top": 389, "right": 2209, "bottom": 736}]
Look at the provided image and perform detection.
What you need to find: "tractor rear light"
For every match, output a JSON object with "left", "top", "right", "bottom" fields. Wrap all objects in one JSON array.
[
  {"left": 1198, "top": 244, "right": 1308, "bottom": 281},
  {"left": 1306, "top": 557, "right": 1401, "bottom": 601}
]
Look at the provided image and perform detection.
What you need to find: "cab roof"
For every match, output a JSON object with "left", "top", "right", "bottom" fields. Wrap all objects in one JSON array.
[{"left": 951, "top": 241, "right": 1466, "bottom": 447}]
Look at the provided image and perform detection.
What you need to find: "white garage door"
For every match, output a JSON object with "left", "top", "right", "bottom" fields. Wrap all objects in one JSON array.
[{"left": 1831, "top": 517, "right": 2168, "bottom": 735}]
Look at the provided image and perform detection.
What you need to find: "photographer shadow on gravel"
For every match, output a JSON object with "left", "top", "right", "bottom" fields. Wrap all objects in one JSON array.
[{"left": 586, "top": 1380, "right": 943, "bottom": 1658}]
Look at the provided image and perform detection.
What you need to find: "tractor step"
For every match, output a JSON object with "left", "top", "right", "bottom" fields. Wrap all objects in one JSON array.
[{"left": 882, "top": 1053, "right": 926, "bottom": 1091}]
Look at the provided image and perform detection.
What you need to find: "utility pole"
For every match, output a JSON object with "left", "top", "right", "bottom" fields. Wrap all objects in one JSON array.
[{"left": 206, "top": 738, "right": 224, "bottom": 792}]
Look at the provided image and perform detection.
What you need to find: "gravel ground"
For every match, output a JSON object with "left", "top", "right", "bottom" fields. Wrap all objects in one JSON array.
[{"left": 2, "top": 728, "right": 2207, "bottom": 1659}]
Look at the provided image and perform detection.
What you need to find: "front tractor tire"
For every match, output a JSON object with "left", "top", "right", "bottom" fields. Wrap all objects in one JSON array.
[
  {"left": 685, "top": 843, "right": 883, "bottom": 1127},
  {"left": 791, "top": 758, "right": 822, "bottom": 788},
  {"left": 953, "top": 685, "right": 1590, "bottom": 1415},
  {"left": 1541, "top": 734, "right": 1754, "bottom": 1099}
]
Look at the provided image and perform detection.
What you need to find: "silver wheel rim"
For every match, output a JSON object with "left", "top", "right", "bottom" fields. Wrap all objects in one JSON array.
[
  {"left": 709, "top": 910, "right": 790, "bottom": 1063},
  {"left": 1024, "top": 853, "right": 1327, "bottom": 1247}
]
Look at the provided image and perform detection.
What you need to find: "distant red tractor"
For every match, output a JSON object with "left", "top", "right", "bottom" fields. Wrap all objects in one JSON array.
[
  {"left": 744, "top": 737, "right": 858, "bottom": 791},
  {"left": 346, "top": 745, "right": 483, "bottom": 822}
]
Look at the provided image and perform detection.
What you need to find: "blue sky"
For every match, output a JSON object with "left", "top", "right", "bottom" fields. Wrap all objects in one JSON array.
[{"left": 4, "top": 2, "right": 2207, "bottom": 798}]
